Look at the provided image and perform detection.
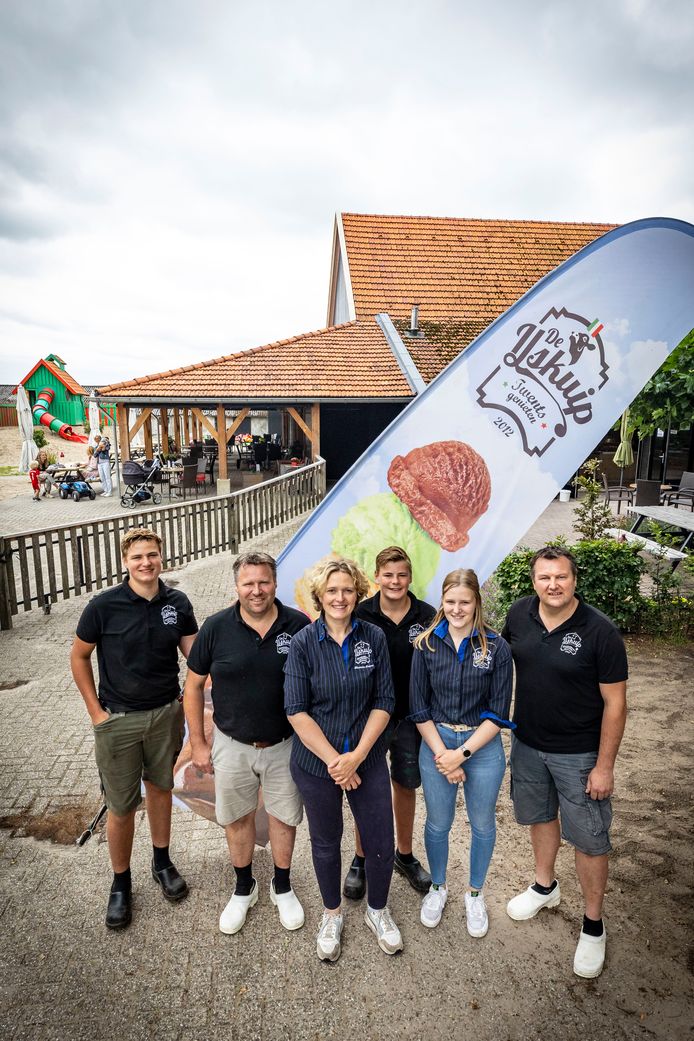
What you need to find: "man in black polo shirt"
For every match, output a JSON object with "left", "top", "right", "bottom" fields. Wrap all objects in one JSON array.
[
  {"left": 71, "top": 527, "right": 198, "bottom": 930},
  {"left": 342, "top": 546, "right": 435, "bottom": 900},
  {"left": 184, "top": 551, "right": 309, "bottom": 936},
  {"left": 501, "top": 546, "right": 628, "bottom": 979}
]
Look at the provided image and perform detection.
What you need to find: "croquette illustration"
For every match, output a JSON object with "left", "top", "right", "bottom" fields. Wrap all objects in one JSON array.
[{"left": 387, "top": 440, "right": 491, "bottom": 551}]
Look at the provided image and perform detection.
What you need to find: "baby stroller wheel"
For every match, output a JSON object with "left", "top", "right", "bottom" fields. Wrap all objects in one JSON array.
[
  {"left": 120, "top": 494, "right": 132, "bottom": 508},
  {"left": 152, "top": 492, "right": 162, "bottom": 505}
]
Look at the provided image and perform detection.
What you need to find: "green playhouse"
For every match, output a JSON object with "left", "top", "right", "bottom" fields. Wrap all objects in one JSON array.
[{"left": 16, "top": 355, "right": 88, "bottom": 443}]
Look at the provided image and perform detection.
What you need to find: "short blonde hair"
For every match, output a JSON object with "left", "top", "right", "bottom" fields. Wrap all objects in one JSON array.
[
  {"left": 309, "top": 558, "right": 370, "bottom": 613},
  {"left": 121, "top": 527, "right": 162, "bottom": 558}
]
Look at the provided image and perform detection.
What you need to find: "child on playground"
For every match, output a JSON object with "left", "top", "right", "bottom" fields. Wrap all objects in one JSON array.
[{"left": 29, "top": 461, "right": 41, "bottom": 502}]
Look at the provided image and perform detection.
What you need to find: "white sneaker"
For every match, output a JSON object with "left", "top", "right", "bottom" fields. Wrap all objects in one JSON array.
[
  {"left": 506, "top": 882, "right": 561, "bottom": 921},
  {"left": 219, "top": 880, "right": 258, "bottom": 934},
  {"left": 464, "top": 891, "right": 489, "bottom": 937},
  {"left": 574, "top": 927, "right": 607, "bottom": 978},
  {"left": 421, "top": 884, "right": 448, "bottom": 928},
  {"left": 270, "top": 880, "right": 305, "bottom": 931},
  {"left": 316, "top": 912, "right": 343, "bottom": 962},
  {"left": 364, "top": 905, "right": 403, "bottom": 954}
]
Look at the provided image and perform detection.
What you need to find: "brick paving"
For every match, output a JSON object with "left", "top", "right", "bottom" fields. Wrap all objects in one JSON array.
[{"left": 3, "top": 498, "right": 674, "bottom": 1041}]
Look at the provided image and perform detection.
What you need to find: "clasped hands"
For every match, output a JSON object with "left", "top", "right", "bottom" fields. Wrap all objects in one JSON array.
[
  {"left": 434, "top": 748, "right": 466, "bottom": 784},
  {"left": 327, "top": 750, "right": 363, "bottom": 790}
]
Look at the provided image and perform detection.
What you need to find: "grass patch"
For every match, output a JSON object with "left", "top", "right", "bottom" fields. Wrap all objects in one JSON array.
[{"left": 0, "top": 465, "right": 20, "bottom": 476}]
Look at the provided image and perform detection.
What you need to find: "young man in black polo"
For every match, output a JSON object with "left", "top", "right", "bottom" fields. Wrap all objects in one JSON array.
[
  {"left": 502, "top": 546, "right": 628, "bottom": 979},
  {"left": 343, "top": 546, "right": 435, "bottom": 899},
  {"left": 71, "top": 527, "right": 198, "bottom": 930},
  {"left": 183, "top": 551, "right": 309, "bottom": 935}
]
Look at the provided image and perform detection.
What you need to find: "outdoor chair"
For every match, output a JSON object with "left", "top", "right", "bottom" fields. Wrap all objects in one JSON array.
[
  {"left": 662, "top": 471, "right": 694, "bottom": 511},
  {"left": 171, "top": 463, "right": 200, "bottom": 500},
  {"left": 601, "top": 473, "right": 633, "bottom": 514},
  {"left": 634, "top": 479, "right": 661, "bottom": 506}
]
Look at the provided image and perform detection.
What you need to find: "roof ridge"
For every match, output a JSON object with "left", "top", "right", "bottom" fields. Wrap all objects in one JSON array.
[{"left": 340, "top": 212, "right": 617, "bottom": 228}]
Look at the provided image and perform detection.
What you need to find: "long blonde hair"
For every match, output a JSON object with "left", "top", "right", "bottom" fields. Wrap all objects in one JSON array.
[{"left": 414, "top": 568, "right": 489, "bottom": 657}]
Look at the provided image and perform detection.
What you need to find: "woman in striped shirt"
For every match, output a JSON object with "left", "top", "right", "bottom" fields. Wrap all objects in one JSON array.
[
  {"left": 409, "top": 568, "right": 514, "bottom": 938},
  {"left": 285, "top": 558, "right": 402, "bottom": 963}
]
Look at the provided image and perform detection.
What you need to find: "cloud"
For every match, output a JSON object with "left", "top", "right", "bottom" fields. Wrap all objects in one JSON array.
[{"left": 0, "top": 0, "right": 692, "bottom": 383}]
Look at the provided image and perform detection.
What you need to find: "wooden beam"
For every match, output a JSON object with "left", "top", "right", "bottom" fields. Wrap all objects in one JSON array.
[
  {"left": 191, "top": 407, "right": 219, "bottom": 443},
  {"left": 217, "top": 405, "right": 228, "bottom": 480},
  {"left": 172, "top": 407, "right": 181, "bottom": 453},
  {"left": 160, "top": 407, "right": 169, "bottom": 453},
  {"left": 116, "top": 404, "right": 131, "bottom": 462},
  {"left": 128, "top": 406, "right": 153, "bottom": 442},
  {"left": 287, "top": 406, "right": 312, "bottom": 442},
  {"left": 143, "top": 413, "right": 153, "bottom": 459},
  {"left": 310, "top": 403, "right": 320, "bottom": 458},
  {"left": 182, "top": 407, "right": 190, "bottom": 444},
  {"left": 225, "top": 407, "right": 250, "bottom": 443}
]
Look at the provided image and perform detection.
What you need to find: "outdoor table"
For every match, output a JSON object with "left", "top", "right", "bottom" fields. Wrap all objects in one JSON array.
[{"left": 626, "top": 504, "right": 694, "bottom": 552}]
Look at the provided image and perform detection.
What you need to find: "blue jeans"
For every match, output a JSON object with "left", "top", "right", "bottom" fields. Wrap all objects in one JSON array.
[{"left": 419, "top": 727, "right": 506, "bottom": 890}]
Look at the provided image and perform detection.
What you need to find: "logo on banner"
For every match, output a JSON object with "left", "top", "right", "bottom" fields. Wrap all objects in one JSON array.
[
  {"left": 354, "top": 641, "right": 374, "bottom": 669},
  {"left": 560, "top": 632, "right": 582, "bottom": 656},
  {"left": 275, "top": 633, "right": 292, "bottom": 655},
  {"left": 161, "top": 605, "right": 178, "bottom": 626},
  {"left": 476, "top": 308, "right": 609, "bottom": 457}
]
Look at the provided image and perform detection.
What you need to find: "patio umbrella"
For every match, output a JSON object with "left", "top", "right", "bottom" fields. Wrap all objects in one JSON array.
[
  {"left": 88, "top": 394, "right": 101, "bottom": 448},
  {"left": 613, "top": 408, "right": 635, "bottom": 484},
  {"left": 16, "top": 384, "right": 35, "bottom": 473}
]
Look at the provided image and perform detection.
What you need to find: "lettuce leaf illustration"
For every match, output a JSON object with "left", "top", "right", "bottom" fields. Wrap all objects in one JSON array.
[{"left": 331, "top": 493, "right": 440, "bottom": 599}]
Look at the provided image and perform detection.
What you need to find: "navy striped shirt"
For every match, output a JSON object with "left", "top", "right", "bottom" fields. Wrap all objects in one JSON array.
[
  {"left": 409, "top": 621, "right": 514, "bottom": 729},
  {"left": 284, "top": 616, "right": 395, "bottom": 778}
]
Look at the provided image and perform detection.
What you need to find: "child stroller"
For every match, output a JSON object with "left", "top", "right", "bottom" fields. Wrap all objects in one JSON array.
[{"left": 120, "top": 457, "right": 163, "bottom": 509}]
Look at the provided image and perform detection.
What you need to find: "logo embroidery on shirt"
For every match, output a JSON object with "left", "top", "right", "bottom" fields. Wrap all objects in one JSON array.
[
  {"left": 354, "top": 640, "right": 374, "bottom": 669},
  {"left": 408, "top": 623, "right": 425, "bottom": 644},
  {"left": 275, "top": 632, "right": 292, "bottom": 655},
  {"left": 472, "top": 648, "right": 492, "bottom": 669},
  {"left": 161, "top": 605, "right": 178, "bottom": 626},
  {"left": 560, "top": 632, "right": 582, "bottom": 656}
]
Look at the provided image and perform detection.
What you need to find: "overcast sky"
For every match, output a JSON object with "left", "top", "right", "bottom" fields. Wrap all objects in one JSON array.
[{"left": 1, "top": 0, "right": 692, "bottom": 387}]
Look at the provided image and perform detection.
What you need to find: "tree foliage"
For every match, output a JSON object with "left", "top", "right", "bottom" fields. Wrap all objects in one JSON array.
[{"left": 627, "top": 329, "right": 694, "bottom": 438}]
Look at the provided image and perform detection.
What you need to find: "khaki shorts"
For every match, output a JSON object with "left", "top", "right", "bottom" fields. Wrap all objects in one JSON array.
[
  {"left": 93, "top": 700, "right": 184, "bottom": 817},
  {"left": 211, "top": 727, "right": 303, "bottom": 828}
]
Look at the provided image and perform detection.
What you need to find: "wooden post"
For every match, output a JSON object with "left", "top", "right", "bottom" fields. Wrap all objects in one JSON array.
[
  {"left": 0, "top": 536, "right": 13, "bottom": 630},
  {"left": 116, "top": 404, "right": 131, "bottom": 461},
  {"left": 172, "top": 407, "right": 181, "bottom": 453},
  {"left": 310, "top": 403, "right": 321, "bottom": 459},
  {"left": 160, "top": 407, "right": 169, "bottom": 453},
  {"left": 143, "top": 413, "right": 153, "bottom": 459},
  {"left": 217, "top": 404, "right": 228, "bottom": 481},
  {"left": 182, "top": 407, "right": 190, "bottom": 445}
]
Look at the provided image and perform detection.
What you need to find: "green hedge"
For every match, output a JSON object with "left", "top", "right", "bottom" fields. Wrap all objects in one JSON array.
[{"left": 494, "top": 539, "right": 646, "bottom": 630}]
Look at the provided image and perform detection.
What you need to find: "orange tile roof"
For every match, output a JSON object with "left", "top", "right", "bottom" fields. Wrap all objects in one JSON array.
[
  {"left": 341, "top": 213, "right": 617, "bottom": 325},
  {"left": 15, "top": 358, "right": 87, "bottom": 396},
  {"left": 99, "top": 321, "right": 413, "bottom": 400}
]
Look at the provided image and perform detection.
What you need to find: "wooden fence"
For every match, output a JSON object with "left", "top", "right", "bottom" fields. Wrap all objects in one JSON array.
[
  {"left": 0, "top": 404, "right": 18, "bottom": 428},
  {"left": 0, "top": 459, "right": 325, "bottom": 629}
]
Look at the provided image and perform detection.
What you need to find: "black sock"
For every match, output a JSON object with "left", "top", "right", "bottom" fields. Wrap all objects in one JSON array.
[
  {"left": 234, "top": 862, "right": 254, "bottom": 896},
  {"left": 351, "top": 854, "right": 365, "bottom": 869},
  {"left": 273, "top": 864, "right": 291, "bottom": 895},
  {"left": 396, "top": 850, "right": 415, "bottom": 864},
  {"left": 152, "top": 844, "right": 173, "bottom": 871},
  {"left": 582, "top": 914, "right": 604, "bottom": 937},
  {"left": 111, "top": 868, "right": 131, "bottom": 894},
  {"left": 531, "top": 879, "right": 558, "bottom": 896}
]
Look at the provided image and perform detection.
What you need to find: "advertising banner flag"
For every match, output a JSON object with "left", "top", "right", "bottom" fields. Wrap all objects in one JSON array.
[{"left": 277, "top": 217, "right": 694, "bottom": 612}]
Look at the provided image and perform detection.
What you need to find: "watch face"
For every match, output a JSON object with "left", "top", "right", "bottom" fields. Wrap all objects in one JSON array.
[{"left": 463, "top": 748, "right": 471, "bottom": 758}]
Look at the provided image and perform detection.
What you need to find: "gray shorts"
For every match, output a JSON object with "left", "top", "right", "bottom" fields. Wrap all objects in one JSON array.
[
  {"left": 211, "top": 728, "right": 303, "bottom": 828},
  {"left": 93, "top": 700, "right": 184, "bottom": 817},
  {"left": 510, "top": 736, "right": 613, "bottom": 856}
]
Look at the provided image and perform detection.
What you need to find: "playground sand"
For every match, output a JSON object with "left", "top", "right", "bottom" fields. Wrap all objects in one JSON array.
[{"left": 0, "top": 425, "right": 115, "bottom": 505}]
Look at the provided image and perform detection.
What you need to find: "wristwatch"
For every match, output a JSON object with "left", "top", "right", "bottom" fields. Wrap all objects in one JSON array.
[{"left": 462, "top": 746, "right": 472, "bottom": 759}]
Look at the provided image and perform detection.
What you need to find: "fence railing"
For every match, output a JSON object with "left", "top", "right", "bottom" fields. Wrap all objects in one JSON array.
[{"left": 0, "top": 458, "right": 325, "bottom": 630}]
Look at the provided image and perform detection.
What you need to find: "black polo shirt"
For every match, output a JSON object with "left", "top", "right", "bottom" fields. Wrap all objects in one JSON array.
[
  {"left": 76, "top": 579, "right": 198, "bottom": 712},
  {"left": 187, "top": 599, "right": 309, "bottom": 744},
  {"left": 356, "top": 592, "right": 436, "bottom": 720},
  {"left": 501, "top": 594, "right": 628, "bottom": 754}
]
